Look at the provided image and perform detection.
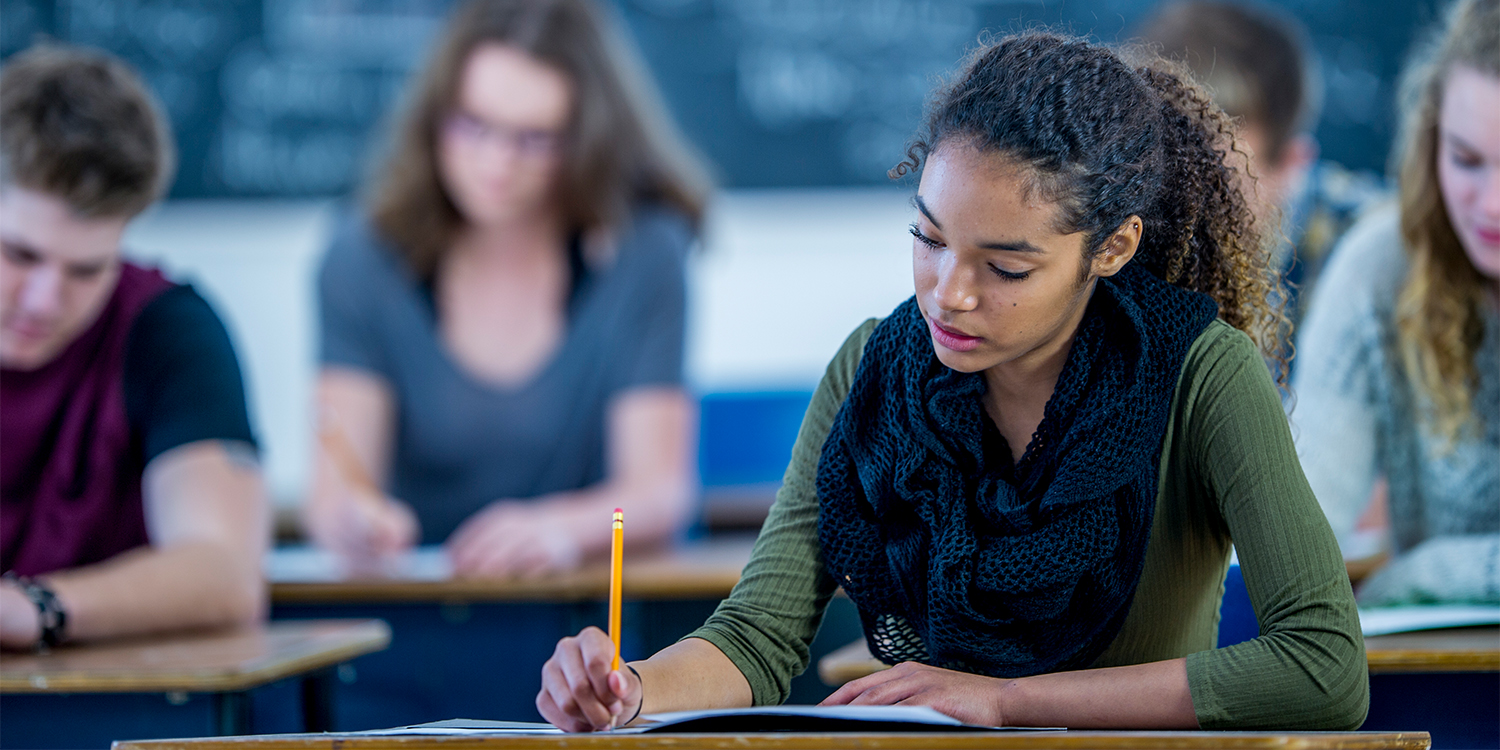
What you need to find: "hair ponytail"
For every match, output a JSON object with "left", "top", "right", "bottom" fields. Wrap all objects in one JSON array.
[{"left": 897, "top": 33, "right": 1289, "bottom": 381}]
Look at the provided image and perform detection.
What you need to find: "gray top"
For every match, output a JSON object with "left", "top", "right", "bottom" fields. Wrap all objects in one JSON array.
[
  {"left": 1291, "top": 205, "right": 1500, "bottom": 605},
  {"left": 318, "top": 207, "right": 691, "bottom": 543}
]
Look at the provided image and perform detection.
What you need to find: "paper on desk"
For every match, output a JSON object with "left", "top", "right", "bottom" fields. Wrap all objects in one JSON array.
[
  {"left": 1360, "top": 604, "right": 1500, "bottom": 636},
  {"left": 264, "top": 544, "right": 453, "bottom": 582},
  {"left": 641, "top": 705, "right": 965, "bottom": 726},
  {"left": 346, "top": 719, "right": 562, "bottom": 735}
]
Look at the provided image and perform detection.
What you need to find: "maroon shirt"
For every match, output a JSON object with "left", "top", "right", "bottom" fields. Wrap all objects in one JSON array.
[{"left": 1, "top": 262, "right": 256, "bottom": 575}]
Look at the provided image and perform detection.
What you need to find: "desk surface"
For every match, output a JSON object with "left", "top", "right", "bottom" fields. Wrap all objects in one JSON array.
[
  {"left": 0, "top": 619, "right": 390, "bottom": 694},
  {"left": 269, "top": 536, "right": 755, "bottom": 604},
  {"left": 113, "top": 730, "right": 1431, "bottom": 750},
  {"left": 819, "top": 627, "right": 1500, "bottom": 686}
]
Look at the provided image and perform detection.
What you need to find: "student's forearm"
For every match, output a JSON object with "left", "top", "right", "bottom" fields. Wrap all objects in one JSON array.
[
  {"left": 543, "top": 479, "right": 694, "bottom": 557},
  {"left": 43, "top": 541, "right": 265, "bottom": 642},
  {"left": 632, "top": 637, "right": 753, "bottom": 717},
  {"left": 1000, "top": 658, "right": 1198, "bottom": 729}
]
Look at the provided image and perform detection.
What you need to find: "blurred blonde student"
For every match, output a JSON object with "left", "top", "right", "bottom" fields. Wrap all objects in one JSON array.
[
  {"left": 0, "top": 46, "right": 268, "bottom": 649},
  {"left": 306, "top": 0, "right": 709, "bottom": 577},
  {"left": 537, "top": 33, "right": 1366, "bottom": 732},
  {"left": 1293, "top": 0, "right": 1499, "bottom": 605}
]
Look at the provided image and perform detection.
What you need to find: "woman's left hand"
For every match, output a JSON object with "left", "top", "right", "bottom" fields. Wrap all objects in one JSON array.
[
  {"left": 819, "top": 661, "right": 1011, "bottom": 728},
  {"left": 446, "top": 501, "right": 583, "bottom": 578}
]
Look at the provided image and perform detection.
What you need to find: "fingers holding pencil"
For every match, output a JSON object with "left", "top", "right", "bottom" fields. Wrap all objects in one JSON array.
[{"left": 538, "top": 626, "right": 641, "bottom": 732}]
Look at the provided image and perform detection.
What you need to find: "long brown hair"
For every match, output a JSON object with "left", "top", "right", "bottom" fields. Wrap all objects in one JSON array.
[
  {"left": 366, "top": 0, "right": 711, "bottom": 277},
  {"left": 1392, "top": 0, "right": 1499, "bottom": 443},
  {"left": 894, "top": 34, "right": 1288, "bottom": 381}
]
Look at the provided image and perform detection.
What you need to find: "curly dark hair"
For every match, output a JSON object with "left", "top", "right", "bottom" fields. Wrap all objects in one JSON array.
[{"left": 894, "top": 33, "right": 1288, "bottom": 380}]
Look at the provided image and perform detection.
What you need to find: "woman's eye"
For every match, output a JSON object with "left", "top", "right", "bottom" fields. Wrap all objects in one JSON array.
[
  {"left": 1451, "top": 150, "right": 1484, "bottom": 170},
  {"left": 990, "top": 265, "right": 1030, "bottom": 281},
  {"left": 909, "top": 224, "right": 942, "bottom": 249}
]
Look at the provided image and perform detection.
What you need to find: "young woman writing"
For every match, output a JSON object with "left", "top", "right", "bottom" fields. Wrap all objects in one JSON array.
[
  {"left": 537, "top": 33, "right": 1367, "bottom": 730},
  {"left": 305, "top": 0, "right": 710, "bottom": 577}
]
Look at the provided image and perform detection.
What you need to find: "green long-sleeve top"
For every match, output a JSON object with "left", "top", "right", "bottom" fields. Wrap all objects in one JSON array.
[{"left": 688, "top": 318, "right": 1369, "bottom": 730}]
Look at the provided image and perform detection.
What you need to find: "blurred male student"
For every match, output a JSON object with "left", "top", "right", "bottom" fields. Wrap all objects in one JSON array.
[
  {"left": 1137, "top": 0, "right": 1388, "bottom": 325},
  {"left": 0, "top": 46, "right": 268, "bottom": 649}
]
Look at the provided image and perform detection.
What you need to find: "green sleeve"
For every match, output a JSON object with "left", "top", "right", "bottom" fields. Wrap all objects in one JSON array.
[
  {"left": 685, "top": 319, "right": 878, "bottom": 705},
  {"left": 1180, "top": 324, "right": 1370, "bottom": 730}
]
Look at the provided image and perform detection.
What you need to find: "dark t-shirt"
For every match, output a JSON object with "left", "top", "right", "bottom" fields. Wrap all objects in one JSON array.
[
  {"left": 125, "top": 285, "right": 259, "bottom": 464},
  {"left": 1, "top": 269, "right": 256, "bottom": 576},
  {"left": 318, "top": 207, "right": 691, "bottom": 543}
]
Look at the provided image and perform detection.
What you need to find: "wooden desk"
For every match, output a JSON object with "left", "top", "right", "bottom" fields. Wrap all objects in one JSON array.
[
  {"left": 269, "top": 536, "right": 755, "bottom": 604},
  {"left": 0, "top": 620, "right": 389, "bottom": 748},
  {"left": 114, "top": 729, "right": 1431, "bottom": 750},
  {"left": 1364, "top": 627, "right": 1500, "bottom": 673}
]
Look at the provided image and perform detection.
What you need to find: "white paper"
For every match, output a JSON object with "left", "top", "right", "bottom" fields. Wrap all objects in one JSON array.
[
  {"left": 265, "top": 544, "right": 453, "bottom": 582},
  {"left": 1360, "top": 605, "right": 1500, "bottom": 637},
  {"left": 346, "top": 719, "right": 562, "bottom": 736},
  {"left": 642, "top": 705, "right": 965, "bottom": 726}
]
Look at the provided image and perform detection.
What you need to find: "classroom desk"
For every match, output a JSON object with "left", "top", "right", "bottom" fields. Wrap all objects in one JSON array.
[
  {"left": 113, "top": 729, "right": 1433, "bottom": 750},
  {"left": 0, "top": 619, "right": 390, "bottom": 749},
  {"left": 818, "top": 628, "right": 1499, "bottom": 750}
]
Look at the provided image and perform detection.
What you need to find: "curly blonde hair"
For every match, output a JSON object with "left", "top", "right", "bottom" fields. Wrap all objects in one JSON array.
[{"left": 1393, "top": 0, "right": 1499, "bottom": 443}]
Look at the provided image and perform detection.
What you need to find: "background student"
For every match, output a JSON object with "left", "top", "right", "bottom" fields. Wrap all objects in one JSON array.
[
  {"left": 537, "top": 32, "right": 1366, "bottom": 732},
  {"left": 305, "top": 0, "right": 711, "bottom": 577},
  {"left": 1293, "top": 0, "right": 1498, "bottom": 606},
  {"left": 1135, "top": 0, "right": 1387, "bottom": 328},
  {"left": 0, "top": 45, "right": 268, "bottom": 649}
]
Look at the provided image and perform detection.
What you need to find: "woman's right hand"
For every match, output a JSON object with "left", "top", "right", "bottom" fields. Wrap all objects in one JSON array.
[
  {"left": 306, "top": 485, "right": 419, "bottom": 561},
  {"left": 538, "top": 626, "right": 641, "bottom": 732}
]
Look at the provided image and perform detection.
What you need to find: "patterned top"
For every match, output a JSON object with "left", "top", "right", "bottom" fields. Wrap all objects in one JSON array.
[{"left": 1292, "top": 206, "right": 1500, "bottom": 605}]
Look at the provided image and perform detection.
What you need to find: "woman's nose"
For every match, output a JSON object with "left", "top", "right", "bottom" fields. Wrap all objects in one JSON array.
[{"left": 932, "top": 258, "right": 979, "bottom": 312}]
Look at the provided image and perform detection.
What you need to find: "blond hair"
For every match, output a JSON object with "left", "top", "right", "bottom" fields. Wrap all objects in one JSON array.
[{"left": 1392, "top": 0, "right": 1499, "bottom": 443}]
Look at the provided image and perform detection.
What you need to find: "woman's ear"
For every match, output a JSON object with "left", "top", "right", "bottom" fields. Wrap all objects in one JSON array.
[{"left": 1092, "top": 215, "right": 1142, "bottom": 277}]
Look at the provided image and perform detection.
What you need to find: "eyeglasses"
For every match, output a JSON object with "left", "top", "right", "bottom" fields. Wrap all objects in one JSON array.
[{"left": 442, "top": 111, "right": 564, "bottom": 158}]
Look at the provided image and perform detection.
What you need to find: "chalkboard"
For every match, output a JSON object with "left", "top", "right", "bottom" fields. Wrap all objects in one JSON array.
[{"left": 0, "top": 0, "right": 1445, "bottom": 197}]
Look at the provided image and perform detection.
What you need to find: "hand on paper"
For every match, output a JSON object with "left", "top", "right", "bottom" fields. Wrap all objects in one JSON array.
[
  {"left": 447, "top": 500, "right": 583, "bottom": 578},
  {"left": 820, "top": 661, "right": 1007, "bottom": 728},
  {"left": 307, "top": 484, "right": 419, "bottom": 563},
  {"left": 538, "top": 626, "right": 641, "bottom": 732}
]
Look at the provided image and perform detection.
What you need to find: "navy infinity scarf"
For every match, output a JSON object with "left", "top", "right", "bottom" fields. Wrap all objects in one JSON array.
[{"left": 815, "top": 263, "right": 1218, "bottom": 677}]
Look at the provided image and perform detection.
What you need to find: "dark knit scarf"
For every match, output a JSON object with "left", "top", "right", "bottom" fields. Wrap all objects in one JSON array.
[{"left": 816, "top": 263, "right": 1219, "bottom": 677}]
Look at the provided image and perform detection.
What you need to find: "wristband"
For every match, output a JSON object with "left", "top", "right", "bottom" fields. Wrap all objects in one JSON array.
[
  {"left": 624, "top": 664, "right": 644, "bottom": 726},
  {"left": 2, "top": 572, "right": 68, "bottom": 652}
]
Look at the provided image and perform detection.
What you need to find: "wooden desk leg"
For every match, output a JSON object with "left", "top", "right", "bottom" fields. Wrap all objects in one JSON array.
[
  {"left": 214, "top": 691, "right": 251, "bottom": 735},
  {"left": 301, "top": 666, "right": 336, "bottom": 732}
]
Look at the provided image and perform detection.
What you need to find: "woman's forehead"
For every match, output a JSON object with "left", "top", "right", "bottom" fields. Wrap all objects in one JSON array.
[
  {"left": 916, "top": 145, "right": 1066, "bottom": 240},
  {"left": 456, "top": 43, "right": 572, "bottom": 129}
]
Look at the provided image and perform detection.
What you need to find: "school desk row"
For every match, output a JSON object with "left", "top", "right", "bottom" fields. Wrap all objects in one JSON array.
[{"left": 1, "top": 537, "right": 1495, "bottom": 749}]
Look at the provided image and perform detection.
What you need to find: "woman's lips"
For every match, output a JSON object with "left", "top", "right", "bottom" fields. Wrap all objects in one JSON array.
[
  {"left": 1476, "top": 225, "right": 1500, "bottom": 247},
  {"left": 928, "top": 318, "right": 983, "bottom": 352}
]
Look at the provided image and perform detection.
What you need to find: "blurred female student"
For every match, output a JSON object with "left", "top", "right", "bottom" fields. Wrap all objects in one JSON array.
[
  {"left": 1293, "top": 0, "right": 1498, "bottom": 605},
  {"left": 537, "top": 33, "right": 1367, "bottom": 731},
  {"left": 306, "top": 0, "right": 710, "bottom": 577}
]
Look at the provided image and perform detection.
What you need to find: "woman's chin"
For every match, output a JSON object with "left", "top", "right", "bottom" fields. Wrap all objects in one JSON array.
[{"left": 930, "top": 342, "right": 997, "bottom": 373}]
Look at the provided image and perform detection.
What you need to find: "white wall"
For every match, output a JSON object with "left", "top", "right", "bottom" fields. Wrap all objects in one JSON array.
[{"left": 121, "top": 188, "right": 918, "bottom": 506}]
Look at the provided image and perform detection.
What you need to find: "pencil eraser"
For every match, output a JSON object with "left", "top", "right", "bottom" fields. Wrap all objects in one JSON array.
[{"left": 614, "top": 507, "right": 623, "bottom": 514}]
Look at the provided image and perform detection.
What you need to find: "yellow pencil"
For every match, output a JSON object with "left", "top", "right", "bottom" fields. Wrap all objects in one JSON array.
[{"left": 609, "top": 508, "right": 624, "bottom": 672}]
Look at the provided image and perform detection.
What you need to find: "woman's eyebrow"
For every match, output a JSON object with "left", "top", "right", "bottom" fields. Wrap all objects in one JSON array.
[
  {"left": 913, "top": 195, "right": 942, "bottom": 230},
  {"left": 913, "top": 194, "right": 1043, "bottom": 253}
]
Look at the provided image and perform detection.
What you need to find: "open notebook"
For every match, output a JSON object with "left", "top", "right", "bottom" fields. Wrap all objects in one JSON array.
[{"left": 349, "top": 706, "right": 1058, "bottom": 735}]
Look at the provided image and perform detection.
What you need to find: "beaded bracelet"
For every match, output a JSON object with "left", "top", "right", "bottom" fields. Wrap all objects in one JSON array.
[{"left": 1, "top": 572, "right": 68, "bottom": 652}]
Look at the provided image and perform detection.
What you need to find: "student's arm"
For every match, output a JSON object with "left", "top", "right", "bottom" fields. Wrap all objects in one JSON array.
[
  {"left": 447, "top": 387, "right": 696, "bottom": 577},
  {"left": 1356, "top": 534, "right": 1500, "bottom": 605},
  {"left": 303, "top": 367, "right": 418, "bottom": 558},
  {"left": 537, "top": 320, "right": 878, "bottom": 729},
  {"left": 0, "top": 440, "right": 268, "bottom": 646}
]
